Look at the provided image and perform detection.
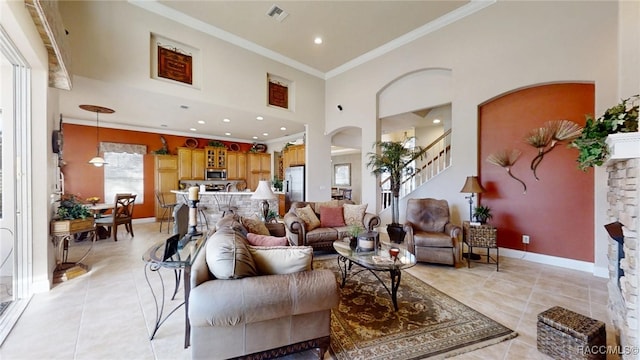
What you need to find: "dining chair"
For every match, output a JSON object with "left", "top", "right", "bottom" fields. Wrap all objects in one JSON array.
[
  {"left": 95, "top": 193, "right": 137, "bottom": 241},
  {"left": 155, "top": 190, "right": 178, "bottom": 233},
  {"left": 341, "top": 189, "right": 352, "bottom": 200}
]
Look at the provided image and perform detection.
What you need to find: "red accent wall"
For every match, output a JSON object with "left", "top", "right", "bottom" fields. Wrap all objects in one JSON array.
[
  {"left": 479, "top": 83, "right": 594, "bottom": 262},
  {"left": 62, "top": 124, "right": 253, "bottom": 219}
]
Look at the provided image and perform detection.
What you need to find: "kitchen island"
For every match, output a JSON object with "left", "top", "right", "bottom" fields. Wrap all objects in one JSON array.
[{"left": 171, "top": 190, "right": 281, "bottom": 223}]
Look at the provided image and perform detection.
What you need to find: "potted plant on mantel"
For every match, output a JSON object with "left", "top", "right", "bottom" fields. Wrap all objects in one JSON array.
[
  {"left": 570, "top": 94, "right": 639, "bottom": 171},
  {"left": 51, "top": 194, "right": 94, "bottom": 234},
  {"left": 366, "top": 137, "right": 427, "bottom": 243}
]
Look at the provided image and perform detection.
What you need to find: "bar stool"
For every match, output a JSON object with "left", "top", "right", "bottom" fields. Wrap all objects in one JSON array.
[
  {"left": 181, "top": 194, "right": 209, "bottom": 230},
  {"left": 155, "top": 191, "right": 177, "bottom": 233}
]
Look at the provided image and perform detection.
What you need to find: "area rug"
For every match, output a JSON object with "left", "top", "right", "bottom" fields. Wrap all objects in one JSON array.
[{"left": 313, "top": 258, "right": 517, "bottom": 360}]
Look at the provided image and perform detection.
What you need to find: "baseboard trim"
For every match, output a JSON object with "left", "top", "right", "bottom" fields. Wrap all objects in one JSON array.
[{"left": 499, "top": 248, "right": 607, "bottom": 278}]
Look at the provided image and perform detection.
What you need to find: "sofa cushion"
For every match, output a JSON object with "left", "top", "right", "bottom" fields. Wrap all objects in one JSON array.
[
  {"left": 248, "top": 246, "right": 313, "bottom": 275},
  {"left": 295, "top": 205, "right": 321, "bottom": 231},
  {"left": 319, "top": 206, "right": 345, "bottom": 227},
  {"left": 246, "top": 233, "right": 288, "bottom": 247},
  {"left": 206, "top": 228, "right": 257, "bottom": 279},
  {"left": 305, "top": 228, "right": 339, "bottom": 244},
  {"left": 343, "top": 203, "right": 367, "bottom": 228},
  {"left": 241, "top": 216, "right": 270, "bottom": 236},
  {"left": 314, "top": 200, "right": 340, "bottom": 213}
]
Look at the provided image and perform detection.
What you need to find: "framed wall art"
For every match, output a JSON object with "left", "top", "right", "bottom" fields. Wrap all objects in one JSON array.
[{"left": 334, "top": 163, "right": 351, "bottom": 186}]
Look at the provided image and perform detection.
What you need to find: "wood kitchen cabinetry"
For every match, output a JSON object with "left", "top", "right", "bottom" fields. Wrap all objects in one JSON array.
[
  {"left": 206, "top": 146, "right": 227, "bottom": 169},
  {"left": 247, "top": 153, "right": 271, "bottom": 191},
  {"left": 226, "top": 151, "right": 247, "bottom": 180},
  {"left": 154, "top": 155, "right": 178, "bottom": 220},
  {"left": 283, "top": 144, "right": 305, "bottom": 169},
  {"left": 177, "top": 147, "right": 205, "bottom": 180}
]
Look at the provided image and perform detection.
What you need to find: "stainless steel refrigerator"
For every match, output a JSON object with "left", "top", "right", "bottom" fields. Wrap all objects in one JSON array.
[{"left": 285, "top": 165, "right": 305, "bottom": 208}]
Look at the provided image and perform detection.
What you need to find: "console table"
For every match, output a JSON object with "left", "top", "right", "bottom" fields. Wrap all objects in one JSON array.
[
  {"left": 50, "top": 219, "right": 97, "bottom": 282},
  {"left": 142, "top": 231, "right": 209, "bottom": 348},
  {"left": 462, "top": 221, "right": 499, "bottom": 271}
]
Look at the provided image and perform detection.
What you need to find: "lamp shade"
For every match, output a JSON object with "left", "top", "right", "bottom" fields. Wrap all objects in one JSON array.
[
  {"left": 460, "top": 176, "right": 485, "bottom": 194},
  {"left": 251, "top": 180, "right": 276, "bottom": 200}
]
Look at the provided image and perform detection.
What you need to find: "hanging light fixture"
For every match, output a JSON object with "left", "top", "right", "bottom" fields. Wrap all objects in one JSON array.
[{"left": 80, "top": 104, "right": 114, "bottom": 167}]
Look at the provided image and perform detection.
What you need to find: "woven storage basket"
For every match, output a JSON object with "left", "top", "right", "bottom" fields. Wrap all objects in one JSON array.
[{"left": 537, "top": 306, "right": 606, "bottom": 360}]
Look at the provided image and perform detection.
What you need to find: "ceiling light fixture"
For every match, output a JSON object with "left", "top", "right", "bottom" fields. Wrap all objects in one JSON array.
[
  {"left": 252, "top": 136, "right": 258, "bottom": 139},
  {"left": 314, "top": 37, "right": 323, "bottom": 44},
  {"left": 80, "top": 104, "right": 114, "bottom": 167},
  {"left": 223, "top": 118, "right": 231, "bottom": 123},
  {"left": 263, "top": 133, "right": 269, "bottom": 136},
  {"left": 433, "top": 119, "right": 441, "bottom": 124},
  {"left": 197, "top": 120, "right": 205, "bottom": 124},
  {"left": 190, "top": 128, "right": 197, "bottom": 131},
  {"left": 225, "top": 132, "right": 231, "bottom": 136},
  {"left": 256, "top": 116, "right": 264, "bottom": 120},
  {"left": 280, "top": 127, "right": 286, "bottom": 131},
  {"left": 180, "top": 105, "right": 189, "bottom": 109}
]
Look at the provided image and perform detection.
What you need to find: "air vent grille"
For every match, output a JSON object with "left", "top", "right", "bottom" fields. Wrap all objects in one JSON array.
[{"left": 266, "top": 4, "right": 288, "bottom": 22}]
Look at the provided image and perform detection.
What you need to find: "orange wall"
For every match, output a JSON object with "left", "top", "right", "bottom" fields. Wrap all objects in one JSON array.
[
  {"left": 62, "top": 124, "right": 253, "bottom": 218},
  {"left": 479, "top": 83, "right": 594, "bottom": 262}
]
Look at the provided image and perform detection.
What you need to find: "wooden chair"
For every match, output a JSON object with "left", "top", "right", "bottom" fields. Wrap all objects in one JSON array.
[
  {"left": 341, "top": 189, "right": 352, "bottom": 200},
  {"left": 155, "top": 190, "right": 177, "bottom": 233},
  {"left": 95, "top": 194, "right": 137, "bottom": 241}
]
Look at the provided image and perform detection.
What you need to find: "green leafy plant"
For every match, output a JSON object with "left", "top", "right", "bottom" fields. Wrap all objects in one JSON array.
[
  {"left": 348, "top": 224, "right": 364, "bottom": 239},
  {"left": 265, "top": 209, "right": 278, "bottom": 223},
  {"left": 56, "top": 194, "right": 92, "bottom": 220},
  {"left": 207, "top": 140, "right": 225, "bottom": 147},
  {"left": 473, "top": 205, "right": 493, "bottom": 224},
  {"left": 272, "top": 176, "right": 283, "bottom": 192},
  {"left": 570, "top": 95, "right": 639, "bottom": 171}
]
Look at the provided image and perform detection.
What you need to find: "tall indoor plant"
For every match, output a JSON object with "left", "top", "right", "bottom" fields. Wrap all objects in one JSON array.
[{"left": 366, "top": 137, "right": 427, "bottom": 243}]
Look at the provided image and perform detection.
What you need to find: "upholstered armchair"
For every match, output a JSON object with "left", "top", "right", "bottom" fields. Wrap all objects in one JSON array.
[{"left": 403, "top": 198, "right": 461, "bottom": 266}]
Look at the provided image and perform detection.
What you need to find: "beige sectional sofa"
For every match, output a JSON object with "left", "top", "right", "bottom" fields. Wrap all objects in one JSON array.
[
  {"left": 284, "top": 200, "right": 381, "bottom": 251},
  {"left": 188, "top": 215, "right": 339, "bottom": 359}
]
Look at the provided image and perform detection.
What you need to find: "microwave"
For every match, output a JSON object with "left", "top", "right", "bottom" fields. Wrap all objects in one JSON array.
[{"left": 205, "top": 169, "right": 227, "bottom": 180}]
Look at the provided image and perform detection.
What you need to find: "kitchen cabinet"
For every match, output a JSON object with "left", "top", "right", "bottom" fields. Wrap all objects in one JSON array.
[
  {"left": 278, "top": 193, "right": 286, "bottom": 216},
  {"left": 247, "top": 153, "right": 271, "bottom": 191},
  {"left": 154, "top": 155, "right": 178, "bottom": 220},
  {"left": 283, "top": 144, "right": 305, "bottom": 169},
  {"left": 206, "top": 146, "right": 227, "bottom": 169},
  {"left": 227, "top": 151, "right": 247, "bottom": 180},
  {"left": 177, "top": 147, "right": 205, "bottom": 180}
]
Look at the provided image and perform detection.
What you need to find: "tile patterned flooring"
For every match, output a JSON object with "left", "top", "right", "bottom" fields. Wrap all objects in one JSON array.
[{"left": 0, "top": 222, "right": 617, "bottom": 359}]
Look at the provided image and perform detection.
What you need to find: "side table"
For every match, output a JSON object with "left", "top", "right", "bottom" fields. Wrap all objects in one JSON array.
[
  {"left": 50, "top": 219, "right": 97, "bottom": 282},
  {"left": 142, "top": 231, "right": 210, "bottom": 348},
  {"left": 462, "top": 221, "right": 499, "bottom": 271}
]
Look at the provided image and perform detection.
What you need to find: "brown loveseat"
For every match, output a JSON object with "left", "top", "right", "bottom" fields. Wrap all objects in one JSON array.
[
  {"left": 189, "top": 215, "right": 339, "bottom": 359},
  {"left": 403, "top": 198, "right": 461, "bottom": 266},
  {"left": 284, "top": 200, "right": 380, "bottom": 251}
]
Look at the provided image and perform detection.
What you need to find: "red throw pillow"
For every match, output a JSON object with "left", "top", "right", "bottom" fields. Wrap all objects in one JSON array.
[
  {"left": 246, "top": 232, "right": 288, "bottom": 246},
  {"left": 320, "top": 206, "right": 346, "bottom": 227}
]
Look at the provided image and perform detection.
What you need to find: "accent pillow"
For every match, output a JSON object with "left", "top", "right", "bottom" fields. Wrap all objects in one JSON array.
[
  {"left": 295, "top": 205, "right": 321, "bottom": 231},
  {"left": 241, "top": 216, "right": 270, "bottom": 236},
  {"left": 343, "top": 203, "right": 367, "bottom": 228},
  {"left": 246, "top": 232, "right": 288, "bottom": 246},
  {"left": 319, "top": 206, "right": 345, "bottom": 227},
  {"left": 206, "top": 228, "right": 257, "bottom": 279},
  {"left": 248, "top": 245, "right": 313, "bottom": 275}
]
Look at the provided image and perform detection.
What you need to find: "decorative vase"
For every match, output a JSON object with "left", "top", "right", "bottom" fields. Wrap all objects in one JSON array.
[{"left": 387, "top": 224, "right": 405, "bottom": 244}]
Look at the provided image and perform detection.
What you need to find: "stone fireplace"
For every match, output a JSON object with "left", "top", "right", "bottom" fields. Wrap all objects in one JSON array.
[{"left": 606, "top": 133, "right": 640, "bottom": 358}]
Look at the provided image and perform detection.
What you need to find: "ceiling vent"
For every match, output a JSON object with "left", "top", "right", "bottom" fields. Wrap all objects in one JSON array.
[{"left": 266, "top": 4, "right": 288, "bottom": 22}]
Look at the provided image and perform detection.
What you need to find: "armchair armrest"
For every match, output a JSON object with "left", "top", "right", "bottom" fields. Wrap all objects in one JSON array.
[
  {"left": 191, "top": 242, "right": 212, "bottom": 288},
  {"left": 445, "top": 223, "right": 461, "bottom": 238},
  {"left": 403, "top": 221, "right": 416, "bottom": 252},
  {"left": 363, "top": 213, "right": 381, "bottom": 231},
  {"left": 284, "top": 212, "right": 306, "bottom": 246}
]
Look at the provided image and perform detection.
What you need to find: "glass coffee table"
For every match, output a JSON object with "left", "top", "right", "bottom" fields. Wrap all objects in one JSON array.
[{"left": 333, "top": 239, "right": 417, "bottom": 311}]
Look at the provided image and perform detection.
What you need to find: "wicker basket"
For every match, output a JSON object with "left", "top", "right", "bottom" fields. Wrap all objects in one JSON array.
[{"left": 537, "top": 306, "right": 605, "bottom": 360}]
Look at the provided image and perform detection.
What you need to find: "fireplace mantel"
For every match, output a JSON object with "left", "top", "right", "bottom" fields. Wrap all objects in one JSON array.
[{"left": 606, "top": 132, "right": 640, "bottom": 160}]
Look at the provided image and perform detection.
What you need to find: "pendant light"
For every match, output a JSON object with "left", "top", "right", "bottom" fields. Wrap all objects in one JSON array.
[{"left": 80, "top": 104, "right": 114, "bottom": 167}]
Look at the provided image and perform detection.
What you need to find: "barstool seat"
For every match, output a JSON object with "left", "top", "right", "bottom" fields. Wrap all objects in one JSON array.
[{"left": 155, "top": 191, "right": 178, "bottom": 233}]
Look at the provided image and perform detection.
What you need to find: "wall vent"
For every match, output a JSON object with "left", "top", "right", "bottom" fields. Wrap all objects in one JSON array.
[{"left": 266, "top": 4, "right": 288, "bottom": 22}]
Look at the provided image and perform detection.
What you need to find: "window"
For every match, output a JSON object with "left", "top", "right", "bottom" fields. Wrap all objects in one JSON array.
[{"left": 104, "top": 152, "right": 144, "bottom": 204}]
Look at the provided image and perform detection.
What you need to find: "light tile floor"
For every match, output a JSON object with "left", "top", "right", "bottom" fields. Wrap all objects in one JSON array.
[{"left": 0, "top": 222, "right": 617, "bottom": 359}]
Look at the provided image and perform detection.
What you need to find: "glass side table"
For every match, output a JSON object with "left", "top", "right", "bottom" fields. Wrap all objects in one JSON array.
[{"left": 142, "top": 231, "right": 210, "bottom": 348}]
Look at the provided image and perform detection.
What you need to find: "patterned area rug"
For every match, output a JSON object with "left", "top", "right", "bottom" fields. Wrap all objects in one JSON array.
[{"left": 314, "top": 258, "right": 517, "bottom": 360}]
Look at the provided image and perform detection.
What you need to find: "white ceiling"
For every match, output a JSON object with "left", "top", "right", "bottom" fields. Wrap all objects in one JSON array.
[{"left": 60, "top": 1, "right": 481, "bottom": 144}]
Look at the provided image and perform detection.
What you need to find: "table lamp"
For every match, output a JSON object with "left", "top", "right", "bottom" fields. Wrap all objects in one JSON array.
[
  {"left": 460, "top": 176, "right": 485, "bottom": 221},
  {"left": 251, "top": 180, "right": 276, "bottom": 221}
]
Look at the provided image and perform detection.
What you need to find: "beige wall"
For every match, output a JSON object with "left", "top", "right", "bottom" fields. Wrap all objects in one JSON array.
[{"left": 325, "top": 1, "right": 622, "bottom": 274}]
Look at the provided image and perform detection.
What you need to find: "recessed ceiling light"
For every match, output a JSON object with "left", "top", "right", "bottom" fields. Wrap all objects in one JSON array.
[
  {"left": 197, "top": 120, "right": 205, "bottom": 124},
  {"left": 280, "top": 127, "right": 286, "bottom": 131},
  {"left": 433, "top": 119, "right": 441, "bottom": 124},
  {"left": 252, "top": 136, "right": 258, "bottom": 140},
  {"left": 263, "top": 133, "right": 269, "bottom": 136},
  {"left": 223, "top": 118, "right": 231, "bottom": 123},
  {"left": 314, "top": 37, "right": 323, "bottom": 45},
  {"left": 190, "top": 128, "right": 197, "bottom": 131},
  {"left": 225, "top": 132, "right": 231, "bottom": 136},
  {"left": 256, "top": 116, "right": 264, "bottom": 120},
  {"left": 161, "top": 124, "right": 167, "bottom": 127},
  {"left": 180, "top": 105, "right": 189, "bottom": 109}
]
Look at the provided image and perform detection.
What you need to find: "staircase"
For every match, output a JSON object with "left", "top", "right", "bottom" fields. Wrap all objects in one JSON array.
[{"left": 381, "top": 129, "right": 452, "bottom": 211}]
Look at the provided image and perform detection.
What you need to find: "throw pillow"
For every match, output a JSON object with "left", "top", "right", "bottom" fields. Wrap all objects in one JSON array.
[
  {"left": 343, "top": 203, "right": 367, "bottom": 228},
  {"left": 248, "top": 245, "right": 313, "bottom": 275},
  {"left": 295, "top": 205, "right": 321, "bottom": 231},
  {"left": 246, "top": 232, "right": 288, "bottom": 246},
  {"left": 319, "top": 206, "right": 345, "bottom": 227},
  {"left": 206, "top": 228, "right": 257, "bottom": 279},
  {"left": 241, "top": 216, "right": 270, "bottom": 236}
]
